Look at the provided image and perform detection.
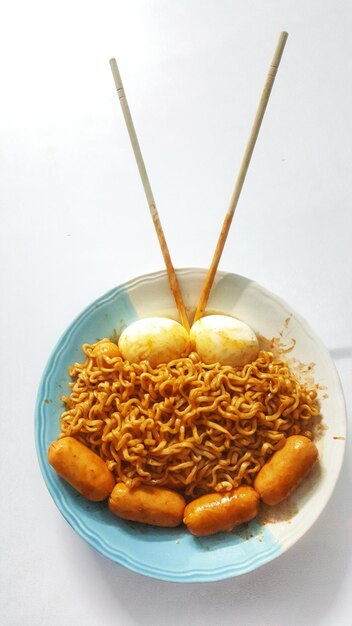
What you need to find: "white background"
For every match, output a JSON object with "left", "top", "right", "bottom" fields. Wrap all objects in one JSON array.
[{"left": 1, "top": 1, "right": 351, "bottom": 624}]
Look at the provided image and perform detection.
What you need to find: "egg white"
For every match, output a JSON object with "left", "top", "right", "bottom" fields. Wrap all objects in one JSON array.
[
  {"left": 190, "top": 314, "right": 259, "bottom": 366},
  {"left": 118, "top": 317, "right": 190, "bottom": 367}
]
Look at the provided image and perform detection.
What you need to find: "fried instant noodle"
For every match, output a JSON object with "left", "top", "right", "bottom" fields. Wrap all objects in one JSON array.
[{"left": 59, "top": 342, "right": 320, "bottom": 497}]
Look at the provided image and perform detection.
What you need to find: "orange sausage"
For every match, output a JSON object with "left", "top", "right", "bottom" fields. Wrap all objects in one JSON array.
[
  {"left": 48, "top": 437, "right": 115, "bottom": 501},
  {"left": 109, "top": 483, "right": 186, "bottom": 527},
  {"left": 254, "top": 435, "right": 319, "bottom": 505},
  {"left": 183, "top": 486, "right": 259, "bottom": 536},
  {"left": 91, "top": 339, "right": 120, "bottom": 363}
]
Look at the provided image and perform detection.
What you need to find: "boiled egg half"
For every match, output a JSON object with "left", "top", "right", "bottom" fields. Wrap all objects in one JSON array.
[
  {"left": 118, "top": 317, "right": 190, "bottom": 367},
  {"left": 190, "top": 314, "right": 259, "bottom": 367}
]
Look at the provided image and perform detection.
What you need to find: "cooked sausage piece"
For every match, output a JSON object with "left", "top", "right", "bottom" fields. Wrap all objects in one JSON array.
[
  {"left": 183, "top": 486, "right": 259, "bottom": 536},
  {"left": 91, "top": 339, "right": 120, "bottom": 363},
  {"left": 109, "top": 483, "right": 186, "bottom": 527},
  {"left": 254, "top": 435, "right": 319, "bottom": 505},
  {"left": 48, "top": 437, "right": 115, "bottom": 501}
]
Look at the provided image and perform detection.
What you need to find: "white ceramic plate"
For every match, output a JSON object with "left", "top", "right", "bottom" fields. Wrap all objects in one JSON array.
[{"left": 35, "top": 268, "right": 346, "bottom": 581}]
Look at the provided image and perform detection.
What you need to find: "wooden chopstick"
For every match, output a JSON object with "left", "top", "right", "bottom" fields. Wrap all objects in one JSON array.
[
  {"left": 193, "top": 31, "right": 288, "bottom": 324},
  {"left": 109, "top": 59, "right": 190, "bottom": 332}
]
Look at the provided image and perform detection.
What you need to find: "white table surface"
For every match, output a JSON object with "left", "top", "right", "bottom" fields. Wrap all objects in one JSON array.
[{"left": 1, "top": 1, "right": 351, "bottom": 624}]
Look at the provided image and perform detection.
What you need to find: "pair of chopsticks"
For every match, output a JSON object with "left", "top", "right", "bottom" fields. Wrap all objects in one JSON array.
[{"left": 110, "top": 31, "right": 288, "bottom": 332}]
